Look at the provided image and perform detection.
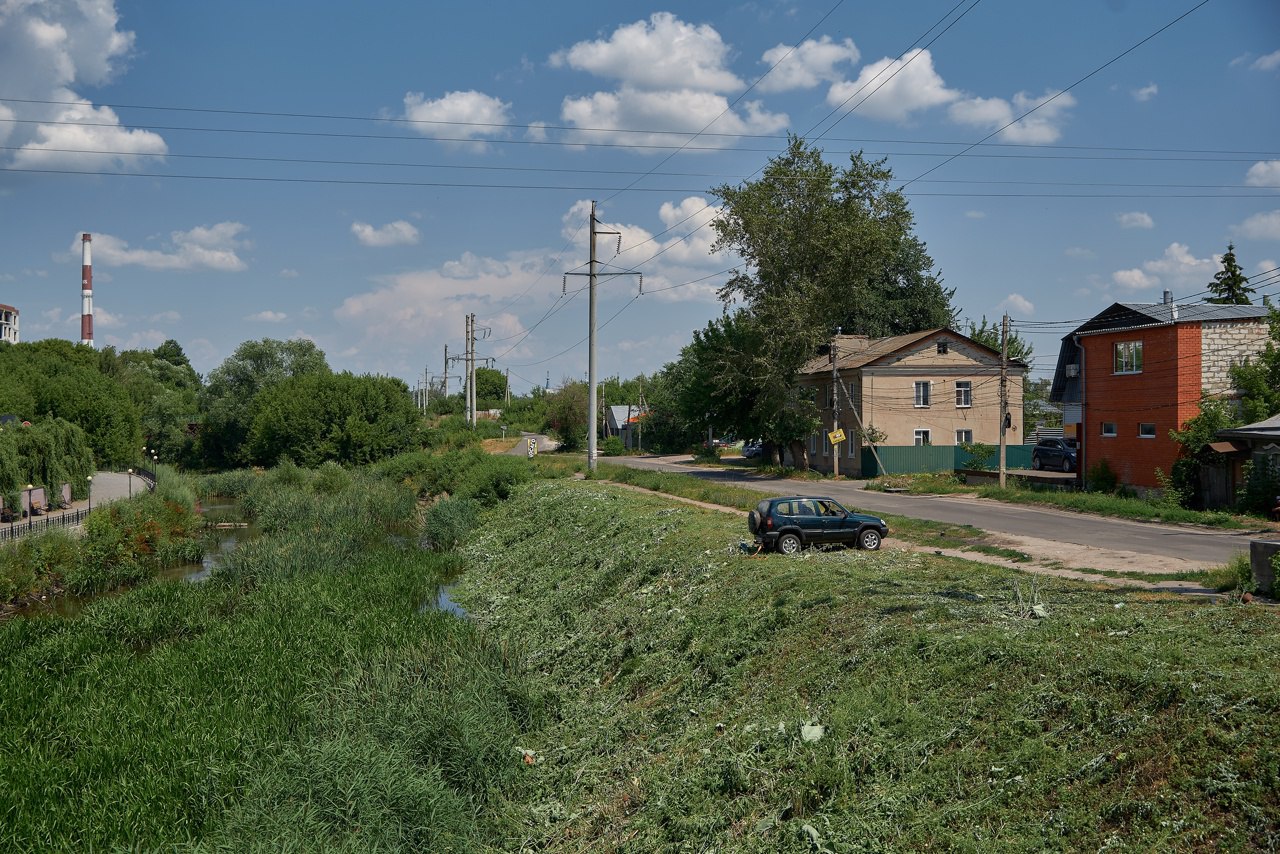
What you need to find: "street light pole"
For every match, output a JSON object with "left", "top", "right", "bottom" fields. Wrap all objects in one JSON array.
[
  {"left": 127, "top": 468, "right": 133, "bottom": 498},
  {"left": 87, "top": 474, "right": 93, "bottom": 512},
  {"left": 24, "top": 483, "right": 33, "bottom": 532}
]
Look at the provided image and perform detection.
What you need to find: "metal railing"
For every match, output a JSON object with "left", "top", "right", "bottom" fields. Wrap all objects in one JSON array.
[{"left": 0, "top": 507, "right": 91, "bottom": 543}]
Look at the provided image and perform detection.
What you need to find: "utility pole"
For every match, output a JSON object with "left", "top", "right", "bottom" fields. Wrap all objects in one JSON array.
[
  {"left": 505, "top": 368, "right": 510, "bottom": 405},
  {"left": 564, "top": 202, "right": 638, "bottom": 472},
  {"left": 999, "top": 313, "right": 1009, "bottom": 489},
  {"left": 464, "top": 314, "right": 473, "bottom": 426},
  {"left": 442, "top": 345, "right": 449, "bottom": 397},
  {"left": 831, "top": 327, "right": 841, "bottom": 478}
]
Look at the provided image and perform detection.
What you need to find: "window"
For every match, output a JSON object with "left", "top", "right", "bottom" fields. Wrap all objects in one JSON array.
[
  {"left": 914, "top": 429, "right": 931, "bottom": 446},
  {"left": 914, "top": 381, "right": 931, "bottom": 407},
  {"left": 808, "top": 433, "right": 818, "bottom": 454},
  {"left": 1101, "top": 422, "right": 1117, "bottom": 437},
  {"left": 936, "top": 341, "right": 949, "bottom": 355},
  {"left": 955, "top": 381, "right": 972, "bottom": 408},
  {"left": 956, "top": 429, "right": 973, "bottom": 444},
  {"left": 1138, "top": 422, "right": 1156, "bottom": 439},
  {"left": 1114, "top": 341, "right": 1143, "bottom": 374}
]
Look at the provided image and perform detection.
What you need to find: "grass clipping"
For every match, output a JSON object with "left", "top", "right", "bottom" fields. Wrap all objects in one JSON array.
[{"left": 458, "top": 479, "right": 1280, "bottom": 852}]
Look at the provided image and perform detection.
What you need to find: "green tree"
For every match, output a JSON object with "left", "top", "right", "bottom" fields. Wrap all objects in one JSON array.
[
  {"left": 707, "top": 136, "right": 955, "bottom": 465},
  {"left": 474, "top": 367, "right": 507, "bottom": 404},
  {"left": 247, "top": 372, "right": 420, "bottom": 466},
  {"left": 1169, "top": 396, "right": 1241, "bottom": 509},
  {"left": 545, "top": 380, "right": 588, "bottom": 451},
  {"left": 1230, "top": 304, "right": 1280, "bottom": 422},
  {"left": 1205, "top": 243, "right": 1254, "bottom": 305},
  {"left": 198, "top": 339, "right": 330, "bottom": 468},
  {"left": 116, "top": 347, "right": 202, "bottom": 466},
  {"left": 965, "top": 316, "right": 1033, "bottom": 363}
]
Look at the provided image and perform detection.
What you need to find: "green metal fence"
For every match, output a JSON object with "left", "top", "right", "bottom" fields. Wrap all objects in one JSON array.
[{"left": 860, "top": 444, "right": 1033, "bottom": 475}]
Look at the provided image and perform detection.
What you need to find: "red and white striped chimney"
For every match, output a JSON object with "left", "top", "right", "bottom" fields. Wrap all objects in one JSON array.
[{"left": 80, "top": 233, "right": 94, "bottom": 347}]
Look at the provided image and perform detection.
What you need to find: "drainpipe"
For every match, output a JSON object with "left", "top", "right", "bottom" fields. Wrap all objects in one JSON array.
[{"left": 1074, "top": 333, "right": 1086, "bottom": 486}]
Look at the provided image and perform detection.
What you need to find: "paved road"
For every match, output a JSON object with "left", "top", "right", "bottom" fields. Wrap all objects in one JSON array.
[
  {"left": 507, "top": 433, "right": 561, "bottom": 455},
  {"left": 608, "top": 455, "right": 1263, "bottom": 566}
]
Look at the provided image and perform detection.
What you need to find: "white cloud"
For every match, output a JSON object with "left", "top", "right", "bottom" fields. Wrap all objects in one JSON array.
[
  {"left": 948, "top": 89, "right": 1076, "bottom": 144},
  {"left": 400, "top": 90, "right": 511, "bottom": 140},
  {"left": 1112, "top": 268, "right": 1159, "bottom": 290},
  {"left": 0, "top": 3, "right": 166, "bottom": 170},
  {"left": 1131, "top": 83, "right": 1158, "bottom": 102},
  {"left": 91, "top": 306, "right": 123, "bottom": 329},
  {"left": 149, "top": 310, "right": 181, "bottom": 323},
  {"left": 1258, "top": 259, "right": 1277, "bottom": 274},
  {"left": 550, "top": 12, "right": 742, "bottom": 92},
  {"left": 552, "top": 14, "right": 786, "bottom": 149},
  {"left": 756, "top": 36, "right": 859, "bottom": 93},
  {"left": 78, "top": 222, "right": 249, "bottom": 271},
  {"left": 999, "top": 293, "right": 1034, "bottom": 316},
  {"left": 441, "top": 252, "right": 511, "bottom": 279},
  {"left": 351, "top": 220, "right": 420, "bottom": 247},
  {"left": 827, "top": 49, "right": 960, "bottom": 122},
  {"left": 1252, "top": 50, "right": 1280, "bottom": 71},
  {"left": 1236, "top": 210, "right": 1280, "bottom": 240},
  {"left": 246, "top": 310, "right": 287, "bottom": 323},
  {"left": 1245, "top": 161, "right": 1280, "bottom": 187},
  {"left": 279, "top": 268, "right": 300, "bottom": 278},
  {"left": 964, "top": 210, "right": 985, "bottom": 219},
  {"left": 559, "top": 87, "right": 786, "bottom": 148},
  {"left": 1116, "top": 211, "right": 1154, "bottom": 229}
]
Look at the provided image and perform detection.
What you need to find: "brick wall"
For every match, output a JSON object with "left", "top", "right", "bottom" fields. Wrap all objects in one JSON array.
[
  {"left": 1201, "top": 319, "right": 1267, "bottom": 396},
  {"left": 1083, "top": 324, "right": 1200, "bottom": 489}
]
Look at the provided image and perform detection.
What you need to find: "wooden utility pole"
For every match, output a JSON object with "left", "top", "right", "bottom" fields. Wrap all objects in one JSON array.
[{"left": 999, "top": 313, "right": 1009, "bottom": 489}]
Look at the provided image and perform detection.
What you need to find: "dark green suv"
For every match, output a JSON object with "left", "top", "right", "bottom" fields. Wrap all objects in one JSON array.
[{"left": 748, "top": 496, "right": 889, "bottom": 554}]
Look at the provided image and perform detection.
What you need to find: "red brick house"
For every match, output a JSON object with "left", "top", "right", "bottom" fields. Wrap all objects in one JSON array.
[{"left": 1050, "top": 297, "right": 1270, "bottom": 491}]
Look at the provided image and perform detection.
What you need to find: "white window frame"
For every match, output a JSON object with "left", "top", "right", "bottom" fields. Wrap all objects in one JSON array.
[
  {"left": 914, "top": 429, "right": 931, "bottom": 446},
  {"left": 956, "top": 429, "right": 973, "bottom": 445},
  {"left": 1138, "top": 422, "right": 1157, "bottom": 439},
  {"left": 1114, "top": 341, "right": 1143, "bottom": 374},
  {"left": 1101, "top": 422, "right": 1117, "bottom": 437},
  {"left": 914, "top": 381, "right": 931, "bottom": 408},
  {"left": 955, "top": 381, "right": 972, "bottom": 408}
]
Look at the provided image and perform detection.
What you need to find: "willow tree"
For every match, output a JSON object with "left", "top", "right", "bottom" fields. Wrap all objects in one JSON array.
[{"left": 708, "top": 136, "right": 955, "bottom": 463}]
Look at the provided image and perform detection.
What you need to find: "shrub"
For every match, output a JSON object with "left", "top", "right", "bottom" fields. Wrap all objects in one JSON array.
[
  {"left": 422, "top": 497, "right": 481, "bottom": 551},
  {"left": 958, "top": 441, "right": 995, "bottom": 470},
  {"left": 600, "top": 436, "right": 626, "bottom": 457},
  {"left": 454, "top": 456, "right": 533, "bottom": 506},
  {"left": 1086, "top": 458, "right": 1118, "bottom": 493},
  {"left": 1237, "top": 458, "right": 1280, "bottom": 516},
  {"left": 312, "top": 461, "right": 351, "bottom": 495}
]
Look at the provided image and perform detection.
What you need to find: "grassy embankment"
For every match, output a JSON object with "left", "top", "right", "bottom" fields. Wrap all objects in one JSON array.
[
  {"left": 457, "top": 478, "right": 1280, "bottom": 850},
  {"left": 0, "top": 456, "right": 547, "bottom": 851}
]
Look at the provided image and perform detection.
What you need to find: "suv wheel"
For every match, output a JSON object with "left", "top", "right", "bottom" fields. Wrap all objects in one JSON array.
[
  {"left": 1061, "top": 458, "right": 1072, "bottom": 473},
  {"left": 777, "top": 533, "right": 802, "bottom": 555},
  {"left": 1031, "top": 455, "right": 1042, "bottom": 470},
  {"left": 858, "top": 529, "right": 882, "bottom": 550}
]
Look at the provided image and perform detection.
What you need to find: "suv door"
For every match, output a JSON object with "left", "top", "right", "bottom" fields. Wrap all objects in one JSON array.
[{"left": 791, "top": 498, "right": 826, "bottom": 543}]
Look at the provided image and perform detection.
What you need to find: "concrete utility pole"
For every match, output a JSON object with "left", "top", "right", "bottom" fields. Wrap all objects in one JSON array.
[
  {"left": 505, "top": 368, "right": 510, "bottom": 405},
  {"left": 465, "top": 314, "right": 473, "bottom": 426},
  {"left": 564, "top": 202, "right": 637, "bottom": 472},
  {"left": 999, "top": 313, "right": 1009, "bottom": 489},
  {"left": 442, "top": 345, "right": 449, "bottom": 397}
]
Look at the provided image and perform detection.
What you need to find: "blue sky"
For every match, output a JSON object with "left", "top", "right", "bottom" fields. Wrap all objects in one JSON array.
[{"left": 1, "top": 0, "right": 1278, "bottom": 392}]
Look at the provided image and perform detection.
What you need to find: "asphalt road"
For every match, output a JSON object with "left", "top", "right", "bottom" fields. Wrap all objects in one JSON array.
[{"left": 607, "top": 455, "right": 1262, "bottom": 566}]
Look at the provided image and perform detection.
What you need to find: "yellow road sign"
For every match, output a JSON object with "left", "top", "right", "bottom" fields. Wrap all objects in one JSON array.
[{"left": 828, "top": 428, "right": 846, "bottom": 445}]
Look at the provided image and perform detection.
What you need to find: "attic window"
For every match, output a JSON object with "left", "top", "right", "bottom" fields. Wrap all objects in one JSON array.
[{"left": 936, "top": 341, "right": 949, "bottom": 355}]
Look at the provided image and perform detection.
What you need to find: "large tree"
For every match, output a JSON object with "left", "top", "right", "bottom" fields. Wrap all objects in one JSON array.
[
  {"left": 1205, "top": 243, "right": 1254, "bottom": 305},
  {"left": 706, "top": 136, "right": 955, "bottom": 463},
  {"left": 198, "top": 338, "right": 330, "bottom": 468}
]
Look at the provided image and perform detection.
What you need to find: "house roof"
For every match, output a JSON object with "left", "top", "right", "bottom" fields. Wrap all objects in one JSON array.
[
  {"left": 1074, "top": 301, "right": 1270, "bottom": 336},
  {"left": 606, "top": 405, "right": 646, "bottom": 428},
  {"left": 798, "top": 328, "right": 1017, "bottom": 376},
  {"left": 1216, "top": 412, "right": 1280, "bottom": 440}
]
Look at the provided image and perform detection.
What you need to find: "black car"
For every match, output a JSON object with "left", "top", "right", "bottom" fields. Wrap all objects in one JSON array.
[
  {"left": 1031, "top": 437, "right": 1078, "bottom": 472},
  {"left": 748, "top": 496, "right": 889, "bottom": 554}
]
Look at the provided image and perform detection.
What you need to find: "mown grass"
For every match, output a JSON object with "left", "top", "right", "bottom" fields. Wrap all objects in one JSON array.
[
  {"left": 457, "top": 479, "right": 1280, "bottom": 851},
  {"left": 0, "top": 463, "right": 541, "bottom": 851}
]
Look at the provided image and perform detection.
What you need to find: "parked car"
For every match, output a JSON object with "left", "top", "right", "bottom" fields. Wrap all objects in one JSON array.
[
  {"left": 1031, "top": 437, "right": 1078, "bottom": 472},
  {"left": 741, "top": 440, "right": 763, "bottom": 459},
  {"left": 748, "top": 496, "right": 888, "bottom": 553}
]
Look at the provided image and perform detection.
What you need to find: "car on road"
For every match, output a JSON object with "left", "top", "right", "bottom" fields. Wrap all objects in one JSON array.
[
  {"left": 748, "top": 496, "right": 889, "bottom": 554},
  {"left": 741, "top": 440, "right": 763, "bottom": 459},
  {"left": 1031, "top": 437, "right": 1078, "bottom": 472}
]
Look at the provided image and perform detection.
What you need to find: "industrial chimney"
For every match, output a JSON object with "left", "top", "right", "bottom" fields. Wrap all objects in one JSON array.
[{"left": 80, "top": 233, "right": 94, "bottom": 348}]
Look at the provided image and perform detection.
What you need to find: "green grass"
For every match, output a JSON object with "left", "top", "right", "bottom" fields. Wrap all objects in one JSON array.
[
  {"left": 456, "top": 479, "right": 1280, "bottom": 851},
  {"left": 865, "top": 471, "right": 972, "bottom": 494},
  {"left": 975, "top": 485, "right": 1250, "bottom": 528}
]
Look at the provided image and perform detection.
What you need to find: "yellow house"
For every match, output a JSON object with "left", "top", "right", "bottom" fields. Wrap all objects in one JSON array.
[{"left": 797, "top": 328, "right": 1025, "bottom": 475}]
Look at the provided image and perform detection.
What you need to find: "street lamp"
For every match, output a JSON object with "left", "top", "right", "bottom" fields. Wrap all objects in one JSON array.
[
  {"left": 127, "top": 468, "right": 133, "bottom": 498},
  {"left": 24, "top": 484, "right": 33, "bottom": 531},
  {"left": 87, "top": 474, "right": 93, "bottom": 512},
  {"left": 151, "top": 452, "right": 159, "bottom": 489}
]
